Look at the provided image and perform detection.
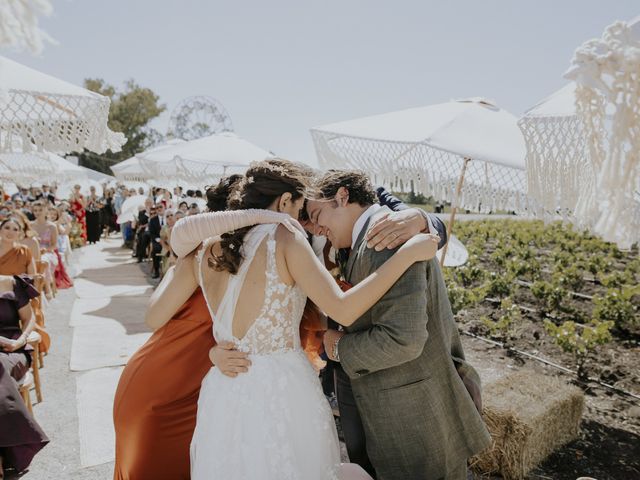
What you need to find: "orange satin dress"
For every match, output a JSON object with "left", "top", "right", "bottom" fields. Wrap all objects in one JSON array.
[
  {"left": 0, "top": 245, "right": 51, "bottom": 352},
  {"left": 113, "top": 288, "right": 215, "bottom": 480}
]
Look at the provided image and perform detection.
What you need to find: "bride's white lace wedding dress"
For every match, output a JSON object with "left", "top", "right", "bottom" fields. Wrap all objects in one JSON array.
[{"left": 190, "top": 223, "right": 341, "bottom": 480}]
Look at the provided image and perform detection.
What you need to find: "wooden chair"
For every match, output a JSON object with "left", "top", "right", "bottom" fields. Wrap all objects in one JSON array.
[
  {"left": 40, "top": 249, "right": 58, "bottom": 298},
  {"left": 17, "top": 371, "right": 34, "bottom": 415},
  {"left": 26, "top": 331, "right": 43, "bottom": 403}
]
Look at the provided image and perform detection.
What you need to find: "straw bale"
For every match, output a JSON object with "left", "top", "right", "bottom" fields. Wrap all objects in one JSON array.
[{"left": 470, "top": 370, "right": 584, "bottom": 480}]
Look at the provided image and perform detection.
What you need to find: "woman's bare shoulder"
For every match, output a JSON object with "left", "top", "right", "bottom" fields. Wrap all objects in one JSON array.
[{"left": 275, "top": 223, "right": 307, "bottom": 246}]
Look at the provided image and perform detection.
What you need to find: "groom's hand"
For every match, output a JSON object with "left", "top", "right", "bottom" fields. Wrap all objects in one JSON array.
[
  {"left": 209, "top": 342, "right": 252, "bottom": 378},
  {"left": 366, "top": 209, "right": 428, "bottom": 251},
  {"left": 323, "top": 329, "right": 345, "bottom": 362}
]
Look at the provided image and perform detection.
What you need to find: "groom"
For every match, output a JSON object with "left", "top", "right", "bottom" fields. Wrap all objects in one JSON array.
[{"left": 306, "top": 170, "right": 490, "bottom": 480}]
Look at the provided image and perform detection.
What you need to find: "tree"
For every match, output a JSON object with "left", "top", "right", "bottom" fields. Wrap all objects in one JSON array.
[{"left": 76, "top": 78, "right": 166, "bottom": 174}]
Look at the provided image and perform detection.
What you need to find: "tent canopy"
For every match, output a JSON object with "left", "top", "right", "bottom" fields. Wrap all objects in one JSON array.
[
  {"left": 138, "top": 132, "right": 269, "bottom": 184},
  {"left": 111, "top": 139, "right": 186, "bottom": 183},
  {"left": 0, "top": 151, "right": 87, "bottom": 184}
]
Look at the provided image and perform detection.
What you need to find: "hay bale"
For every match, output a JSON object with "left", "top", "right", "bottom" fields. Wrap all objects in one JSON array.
[{"left": 470, "top": 370, "right": 584, "bottom": 480}]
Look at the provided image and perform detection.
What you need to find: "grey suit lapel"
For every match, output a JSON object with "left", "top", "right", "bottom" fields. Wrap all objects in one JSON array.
[
  {"left": 345, "top": 206, "right": 393, "bottom": 282},
  {"left": 346, "top": 218, "right": 371, "bottom": 282}
]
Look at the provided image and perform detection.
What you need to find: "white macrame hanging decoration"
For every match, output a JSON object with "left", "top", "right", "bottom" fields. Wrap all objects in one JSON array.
[
  {"left": 0, "top": 0, "right": 55, "bottom": 54},
  {"left": 564, "top": 19, "right": 640, "bottom": 248},
  {"left": 518, "top": 17, "right": 640, "bottom": 249}
]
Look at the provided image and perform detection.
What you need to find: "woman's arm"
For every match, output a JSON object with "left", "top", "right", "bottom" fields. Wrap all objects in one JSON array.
[
  {"left": 145, "top": 254, "right": 199, "bottom": 330},
  {"left": 170, "top": 210, "right": 305, "bottom": 258},
  {"left": 57, "top": 221, "right": 66, "bottom": 235},
  {"left": 283, "top": 228, "right": 438, "bottom": 327},
  {"left": 1, "top": 303, "right": 35, "bottom": 353},
  {"left": 49, "top": 224, "right": 58, "bottom": 251},
  {"left": 27, "top": 257, "right": 36, "bottom": 275},
  {"left": 25, "top": 237, "right": 41, "bottom": 261}
]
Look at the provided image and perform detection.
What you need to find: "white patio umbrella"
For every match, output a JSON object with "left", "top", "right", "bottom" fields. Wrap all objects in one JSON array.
[
  {"left": 111, "top": 139, "right": 185, "bottom": 183},
  {"left": 138, "top": 132, "right": 269, "bottom": 184},
  {"left": 77, "top": 165, "right": 115, "bottom": 184},
  {"left": 311, "top": 98, "right": 528, "bottom": 265},
  {"left": 518, "top": 16, "right": 640, "bottom": 248},
  {"left": 0, "top": 151, "right": 87, "bottom": 184},
  {"left": 117, "top": 194, "right": 148, "bottom": 224},
  {"left": 0, "top": 55, "right": 126, "bottom": 155}
]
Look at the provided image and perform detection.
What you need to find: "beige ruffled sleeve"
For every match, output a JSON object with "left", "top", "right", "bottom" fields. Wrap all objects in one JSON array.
[{"left": 170, "top": 209, "right": 304, "bottom": 258}]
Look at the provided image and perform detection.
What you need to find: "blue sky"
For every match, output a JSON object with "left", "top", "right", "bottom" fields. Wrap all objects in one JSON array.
[{"left": 5, "top": 0, "right": 638, "bottom": 166}]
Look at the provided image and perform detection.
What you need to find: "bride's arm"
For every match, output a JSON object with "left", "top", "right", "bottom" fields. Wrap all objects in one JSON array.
[
  {"left": 283, "top": 228, "right": 437, "bottom": 327},
  {"left": 145, "top": 253, "right": 199, "bottom": 330},
  {"left": 171, "top": 210, "right": 304, "bottom": 258}
]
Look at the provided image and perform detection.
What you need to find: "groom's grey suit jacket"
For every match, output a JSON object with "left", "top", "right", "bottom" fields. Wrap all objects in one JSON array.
[{"left": 338, "top": 207, "right": 491, "bottom": 480}]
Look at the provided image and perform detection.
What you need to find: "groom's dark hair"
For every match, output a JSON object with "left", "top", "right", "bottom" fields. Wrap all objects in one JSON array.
[{"left": 314, "top": 170, "right": 376, "bottom": 207}]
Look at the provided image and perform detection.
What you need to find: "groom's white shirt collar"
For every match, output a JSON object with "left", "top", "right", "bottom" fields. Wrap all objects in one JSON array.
[{"left": 352, "top": 204, "right": 382, "bottom": 249}]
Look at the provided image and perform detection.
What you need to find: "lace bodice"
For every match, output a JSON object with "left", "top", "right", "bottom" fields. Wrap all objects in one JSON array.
[{"left": 197, "top": 224, "right": 307, "bottom": 355}]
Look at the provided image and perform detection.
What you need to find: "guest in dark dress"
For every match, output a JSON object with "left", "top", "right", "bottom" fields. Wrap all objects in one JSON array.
[
  {"left": 101, "top": 188, "right": 117, "bottom": 237},
  {"left": 0, "top": 275, "right": 49, "bottom": 477},
  {"left": 85, "top": 186, "right": 103, "bottom": 244}
]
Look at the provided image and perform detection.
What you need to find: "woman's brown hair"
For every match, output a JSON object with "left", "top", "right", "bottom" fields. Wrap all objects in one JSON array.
[{"left": 209, "top": 158, "right": 310, "bottom": 274}]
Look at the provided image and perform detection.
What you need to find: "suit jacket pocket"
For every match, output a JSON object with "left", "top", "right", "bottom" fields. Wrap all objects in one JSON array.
[{"left": 378, "top": 375, "right": 431, "bottom": 393}]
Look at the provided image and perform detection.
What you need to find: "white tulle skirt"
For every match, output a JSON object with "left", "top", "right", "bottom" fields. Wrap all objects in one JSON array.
[{"left": 191, "top": 349, "right": 341, "bottom": 480}]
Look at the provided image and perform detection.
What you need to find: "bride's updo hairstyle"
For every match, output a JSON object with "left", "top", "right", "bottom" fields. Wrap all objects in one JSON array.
[{"left": 210, "top": 158, "right": 311, "bottom": 274}]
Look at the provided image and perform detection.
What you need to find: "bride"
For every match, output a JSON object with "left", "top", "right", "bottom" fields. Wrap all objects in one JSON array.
[{"left": 170, "top": 159, "right": 439, "bottom": 480}]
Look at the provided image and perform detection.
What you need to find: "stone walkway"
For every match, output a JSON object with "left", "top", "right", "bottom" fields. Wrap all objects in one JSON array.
[{"left": 19, "top": 238, "right": 153, "bottom": 480}]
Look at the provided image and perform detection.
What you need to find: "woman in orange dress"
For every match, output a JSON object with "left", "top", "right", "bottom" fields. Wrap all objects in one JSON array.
[
  {"left": 0, "top": 218, "right": 50, "bottom": 354},
  {"left": 112, "top": 281, "right": 214, "bottom": 480},
  {"left": 112, "top": 177, "right": 242, "bottom": 480}
]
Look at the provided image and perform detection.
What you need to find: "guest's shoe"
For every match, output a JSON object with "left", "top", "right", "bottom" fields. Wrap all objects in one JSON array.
[{"left": 151, "top": 271, "right": 160, "bottom": 279}]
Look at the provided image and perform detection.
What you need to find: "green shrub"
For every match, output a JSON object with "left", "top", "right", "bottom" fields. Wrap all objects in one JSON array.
[
  {"left": 552, "top": 264, "right": 585, "bottom": 292},
  {"left": 482, "top": 298, "right": 522, "bottom": 340},
  {"left": 531, "top": 280, "right": 568, "bottom": 313},
  {"left": 593, "top": 287, "right": 639, "bottom": 332},
  {"left": 544, "top": 319, "right": 613, "bottom": 380}
]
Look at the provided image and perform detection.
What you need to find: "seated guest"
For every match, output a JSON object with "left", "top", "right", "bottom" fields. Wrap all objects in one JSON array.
[
  {"left": 0, "top": 219, "right": 36, "bottom": 278},
  {"left": 0, "top": 275, "right": 49, "bottom": 477},
  {"left": 159, "top": 209, "right": 177, "bottom": 276},
  {"left": 188, "top": 203, "right": 200, "bottom": 216},
  {"left": 51, "top": 205, "right": 73, "bottom": 267},
  {"left": 0, "top": 218, "right": 51, "bottom": 355},
  {"left": 9, "top": 213, "right": 52, "bottom": 300},
  {"left": 32, "top": 201, "right": 73, "bottom": 290}
]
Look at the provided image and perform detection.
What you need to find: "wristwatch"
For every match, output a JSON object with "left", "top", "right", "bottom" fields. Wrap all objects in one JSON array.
[{"left": 332, "top": 336, "right": 342, "bottom": 362}]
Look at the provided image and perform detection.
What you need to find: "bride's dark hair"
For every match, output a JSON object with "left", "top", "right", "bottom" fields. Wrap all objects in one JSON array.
[
  {"left": 209, "top": 158, "right": 311, "bottom": 274},
  {"left": 205, "top": 174, "right": 243, "bottom": 212}
]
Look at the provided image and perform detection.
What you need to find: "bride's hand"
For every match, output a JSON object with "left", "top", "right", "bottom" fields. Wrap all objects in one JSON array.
[
  {"left": 209, "top": 341, "right": 252, "bottom": 378},
  {"left": 396, "top": 233, "right": 440, "bottom": 263}
]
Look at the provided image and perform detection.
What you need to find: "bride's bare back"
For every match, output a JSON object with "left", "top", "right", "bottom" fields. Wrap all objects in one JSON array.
[{"left": 198, "top": 224, "right": 305, "bottom": 354}]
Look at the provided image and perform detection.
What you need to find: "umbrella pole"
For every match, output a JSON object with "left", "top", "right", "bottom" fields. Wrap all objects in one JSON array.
[{"left": 440, "top": 157, "right": 470, "bottom": 267}]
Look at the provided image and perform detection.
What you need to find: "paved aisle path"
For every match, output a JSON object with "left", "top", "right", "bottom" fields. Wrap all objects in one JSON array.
[{"left": 21, "top": 238, "right": 153, "bottom": 480}]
